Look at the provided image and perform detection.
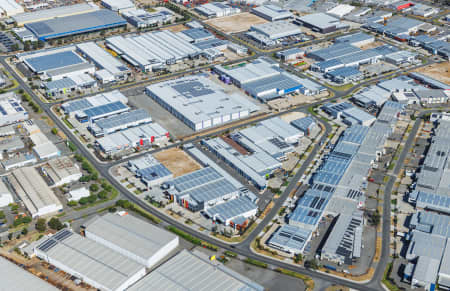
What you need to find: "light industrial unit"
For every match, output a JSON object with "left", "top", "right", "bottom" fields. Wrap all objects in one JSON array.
[
  {"left": 251, "top": 4, "right": 293, "bottom": 21},
  {"left": 145, "top": 75, "right": 259, "bottom": 131},
  {"left": 39, "top": 156, "right": 82, "bottom": 187},
  {"left": 126, "top": 154, "right": 173, "bottom": 187},
  {"left": 0, "top": 92, "right": 28, "bottom": 127},
  {"left": 90, "top": 108, "right": 152, "bottom": 137},
  {"left": 61, "top": 90, "right": 128, "bottom": 117},
  {"left": 268, "top": 224, "right": 312, "bottom": 254},
  {"left": 9, "top": 166, "right": 63, "bottom": 218},
  {"left": 295, "top": 13, "right": 349, "bottom": 33},
  {"left": 35, "top": 229, "right": 146, "bottom": 291},
  {"left": 82, "top": 213, "right": 179, "bottom": 268}
]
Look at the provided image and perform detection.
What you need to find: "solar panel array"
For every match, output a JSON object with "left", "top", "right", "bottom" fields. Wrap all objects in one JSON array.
[
  {"left": 37, "top": 229, "right": 74, "bottom": 252},
  {"left": 184, "top": 178, "right": 237, "bottom": 204},
  {"left": 205, "top": 196, "right": 257, "bottom": 221},
  {"left": 172, "top": 167, "right": 222, "bottom": 193},
  {"left": 138, "top": 163, "right": 172, "bottom": 182},
  {"left": 83, "top": 101, "right": 128, "bottom": 119},
  {"left": 94, "top": 109, "right": 151, "bottom": 130},
  {"left": 25, "top": 50, "right": 85, "bottom": 73},
  {"left": 268, "top": 224, "right": 311, "bottom": 253}
]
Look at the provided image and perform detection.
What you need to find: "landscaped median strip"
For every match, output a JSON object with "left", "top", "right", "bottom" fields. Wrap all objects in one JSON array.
[
  {"left": 166, "top": 225, "right": 218, "bottom": 251},
  {"left": 382, "top": 262, "right": 401, "bottom": 291}
]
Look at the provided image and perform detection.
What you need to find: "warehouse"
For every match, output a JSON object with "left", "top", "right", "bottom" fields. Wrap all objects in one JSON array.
[
  {"left": 105, "top": 30, "right": 202, "bottom": 71},
  {"left": 122, "top": 9, "right": 173, "bottom": 28},
  {"left": 44, "top": 74, "right": 97, "bottom": 97},
  {"left": 276, "top": 47, "right": 304, "bottom": 61},
  {"left": 384, "top": 50, "right": 418, "bottom": 64},
  {"left": 214, "top": 58, "right": 318, "bottom": 100},
  {"left": 195, "top": 2, "right": 240, "bottom": 18},
  {"left": 25, "top": 10, "right": 127, "bottom": 41},
  {"left": 35, "top": 229, "right": 146, "bottom": 291},
  {"left": 409, "top": 190, "right": 450, "bottom": 214},
  {"left": 409, "top": 72, "right": 450, "bottom": 90},
  {"left": 179, "top": 28, "right": 215, "bottom": 43},
  {"left": 66, "top": 187, "right": 90, "bottom": 202},
  {"left": 0, "top": 92, "right": 28, "bottom": 127},
  {"left": 334, "top": 32, "right": 375, "bottom": 47},
  {"left": 414, "top": 89, "right": 449, "bottom": 105},
  {"left": 26, "top": 124, "right": 60, "bottom": 160},
  {"left": 127, "top": 154, "right": 173, "bottom": 187},
  {"left": 128, "top": 249, "right": 264, "bottom": 291},
  {"left": 291, "top": 116, "right": 317, "bottom": 136},
  {"left": 61, "top": 90, "right": 128, "bottom": 117},
  {"left": 0, "top": 178, "right": 13, "bottom": 207},
  {"left": 145, "top": 75, "right": 259, "bottom": 131},
  {"left": 308, "top": 43, "right": 361, "bottom": 62},
  {"left": 0, "top": 0, "right": 23, "bottom": 16},
  {"left": 20, "top": 47, "right": 95, "bottom": 80},
  {"left": 83, "top": 213, "right": 179, "bottom": 268},
  {"left": 320, "top": 210, "right": 363, "bottom": 265},
  {"left": 249, "top": 21, "right": 301, "bottom": 40},
  {"left": 76, "top": 42, "right": 130, "bottom": 83},
  {"left": 0, "top": 256, "right": 58, "bottom": 290},
  {"left": 295, "top": 13, "right": 349, "bottom": 33},
  {"left": 2, "top": 153, "right": 37, "bottom": 171},
  {"left": 96, "top": 122, "right": 169, "bottom": 155},
  {"left": 12, "top": 3, "right": 99, "bottom": 26},
  {"left": 251, "top": 4, "right": 292, "bottom": 21},
  {"left": 9, "top": 166, "right": 62, "bottom": 218},
  {"left": 90, "top": 108, "right": 152, "bottom": 137},
  {"left": 39, "top": 156, "right": 82, "bottom": 187},
  {"left": 268, "top": 224, "right": 312, "bottom": 254},
  {"left": 75, "top": 101, "right": 129, "bottom": 124},
  {"left": 322, "top": 102, "right": 376, "bottom": 126},
  {"left": 327, "top": 4, "right": 355, "bottom": 18},
  {"left": 352, "top": 85, "right": 391, "bottom": 108},
  {"left": 364, "top": 16, "right": 426, "bottom": 40},
  {"left": 167, "top": 166, "right": 241, "bottom": 212},
  {"left": 203, "top": 196, "right": 257, "bottom": 227},
  {"left": 324, "top": 67, "right": 363, "bottom": 84},
  {"left": 101, "top": 0, "right": 135, "bottom": 12}
]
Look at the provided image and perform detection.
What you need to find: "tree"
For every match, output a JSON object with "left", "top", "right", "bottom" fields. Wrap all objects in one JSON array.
[
  {"left": 35, "top": 218, "right": 47, "bottom": 232},
  {"left": 51, "top": 128, "right": 58, "bottom": 135},
  {"left": 98, "top": 190, "right": 108, "bottom": 200},
  {"left": 48, "top": 217, "right": 64, "bottom": 231},
  {"left": 89, "top": 184, "right": 99, "bottom": 192},
  {"left": 21, "top": 227, "right": 28, "bottom": 235},
  {"left": 89, "top": 172, "right": 99, "bottom": 181},
  {"left": 8, "top": 233, "right": 12, "bottom": 240},
  {"left": 294, "top": 253, "right": 303, "bottom": 263},
  {"left": 67, "top": 201, "right": 77, "bottom": 207},
  {"left": 305, "top": 259, "right": 319, "bottom": 270},
  {"left": 0, "top": 211, "right": 5, "bottom": 219},
  {"left": 79, "top": 175, "right": 91, "bottom": 183}
]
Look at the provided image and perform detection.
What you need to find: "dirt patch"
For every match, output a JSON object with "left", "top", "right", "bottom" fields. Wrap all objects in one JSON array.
[
  {"left": 358, "top": 41, "right": 384, "bottom": 50},
  {"left": 161, "top": 24, "right": 188, "bottom": 33},
  {"left": 413, "top": 62, "right": 450, "bottom": 84},
  {"left": 154, "top": 147, "right": 201, "bottom": 177},
  {"left": 204, "top": 12, "right": 267, "bottom": 34}
]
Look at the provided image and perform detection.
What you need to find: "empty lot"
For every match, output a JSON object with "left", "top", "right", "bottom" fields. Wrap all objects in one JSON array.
[
  {"left": 154, "top": 148, "right": 201, "bottom": 177},
  {"left": 413, "top": 62, "right": 450, "bottom": 84},
  {"left": 204, "top": 12, "right": 267, "bottom": 34}
]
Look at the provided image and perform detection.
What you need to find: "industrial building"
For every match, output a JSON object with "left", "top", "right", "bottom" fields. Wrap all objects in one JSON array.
[
  {"left": 404, "top": 211, "right": 450, "bottom": 290},
  {"left": 202, "top": 117, "right": 302, "bottom": 189},
  {"left": 35, "top": 229, "right": 146, "bottom": 291},
  {"left": 179, "top": 28, "right": 215, "bottom": 43},
  {"left": 9, "top": 166, "right": 63, "bottom": 218},
  {"left": 66, "top": 187, "right": 90, "bottom": 202},
  {"left": 128, "top": 250, "right": 264, "bottom": 291},
  {"left": 249, "top": 21, "right": 301, "bottom": 40},
  {"left": 122, "top": 9, "right": 173, "bottom": 28},
  {"left": 127, "top": 154, "right": 173, "bottom": 187},
  {"left": 12, "top": 3, "right": 100, "bottom": 26},
  {"left": 105, "top": 30, "right": 203, "bottom": 72},
  {"left": 214, "top": 58, "right": 324, "bottom": 100},
  {"left": 276, "top": 48, "right": 304, "bottom": 61},
  {"left": 0, "top": 178, "right": 13, "bottom": 207},
  {"left": 352, "top": 85, "right": 391, "bottom": 108},
  {"left": 96, "top": 122, "right": 169, "bottom": 155},
  {"left": 409, "top": 72, "right": 450, "bottom": 90},
  {"left": 101, "top": 0, "right": 135, "bottom": 12},
  {"left": 90, "top": 108, "right": 152, "bottom": 137},
  {"left": 195, "top": 2, "right": 240, "bottom": 18},
  {"left": 268, "top": 224, "right": 312, "bottom": 254},
  {"left": 327, "top": 4, "right": 355, "bottom": 18},
  {"left": 291, "top": 116, "right": 318, "bottom": 136},
  {"left": 363, "top": 16, "right": 426, "bottom": 40},
  {"left": 295, "top": 13, "right": 349, "bottom": 33},
  {"left": 204, "top": 195, "right": 258, "bottom": 227},
  {"left": 324, "top": 67, "right": 363, "bottom": 84},
  {"left": 289, "top": 102, "right": 403, "bottom": 250},
  {"left": 0, "top": 92, "right": 28, "bottom": 127},
  {"left": 0, "top": 256, "right": 58, "bottom": 291},
  {"left": 167, "top": 166, "right": 242, "bottom": 212},
  {"left": 18, "top": 46, "right": 95, "bottom": 80},
  {"left": 76, "top": 42, "right": 130, "bottom": 83},
  {"left": 24, "top": 122, "right": 61, "bottom": 160},
  {"left": 2, "top": 153, "right": 37, "bottom": 171},
  {"left": 0, "top": 0, "right": 23, "bottom": 16},
  {"left": 320, "top": 210, "right": 364, "bottom": 264},
  {"left": 44, "top": 74, "right": 97, "bottom": 97},
  {"left": 61, "top": 90, "right": 128, "bottom": 117},
  {"left": 334, "top": 32, "right": 375, "bottom": 47},
  {"left": 39, "top": 156, "right": 82, "bottom": 187},
  {"left": 25, "top": 9, "right": 127, "bottom": 41},
  {"left": 145, "top": 75, "right": 259, "bottom": 131},
  {"left": 83, "top": 213, "right": 179, "bottom": 268},
  {"left": 251, "top": 4, "right": 293, "bottom": 21},
  {"left": 322, "top": 102, "right": 376, "bottom": 126}
]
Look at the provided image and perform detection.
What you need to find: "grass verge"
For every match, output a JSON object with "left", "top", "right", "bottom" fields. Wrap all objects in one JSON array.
[{"left": 275, "top": 268, "right": 314, "bottom": 291}]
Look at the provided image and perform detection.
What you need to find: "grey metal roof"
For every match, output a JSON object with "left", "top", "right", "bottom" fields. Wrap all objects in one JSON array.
[
  {"left": 308, "top": 43, "right": 361, "bottom": 61},
  {"left": 291, "top": 116, "right": 316, "bottom": 132},
  {"left": 251, "top": 4, "right": 292, "bottom": 20},
  {"left": 128, "top": 250, "right": 264, "bottom": 291},
  {"left": 415, "top": 190, "right": 450, "bottom": 214},
  {"left": 296, "top": 12, "right": 341, "bottom": 30},
  {"left": 36, "top": 229, "right": 145, "bottom": 290},
  {"left": 84, "top": 213, "right": 177, "bottom": 261},
  {"left": 25, "top": 50, "right": 85, "bottom": 73},
  {"left": 268, "top": 224, "right": 311, "bottom": 253},
  {"left": 289, "top": 186, "right": 332, "bottom": 227},
  {"left": 12, "top": 3, "right": 98, "bottom": 24},
  {"left": 180, "top": 28, "right": 214, "bottom": 40},
  {"left": 25, "top": 9, "right": 127, "bottom": 40},
  {"left": 409, "top": 72, "right": 450, "bottom": 90},
  {"left": 205, "top": 196, "right": 257, "bottom": 221},
  {"left": 0, "top": 256, "right": 59, "bottom": 291},
  {"left": 327, "top": 67, "right": 362, "bottom": 78},
  {"left": 335, "top": 32, "right": 374, "bottom": 45},
  {"left": 94, "top": 109, "right": 151, "bottom": 131}
]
